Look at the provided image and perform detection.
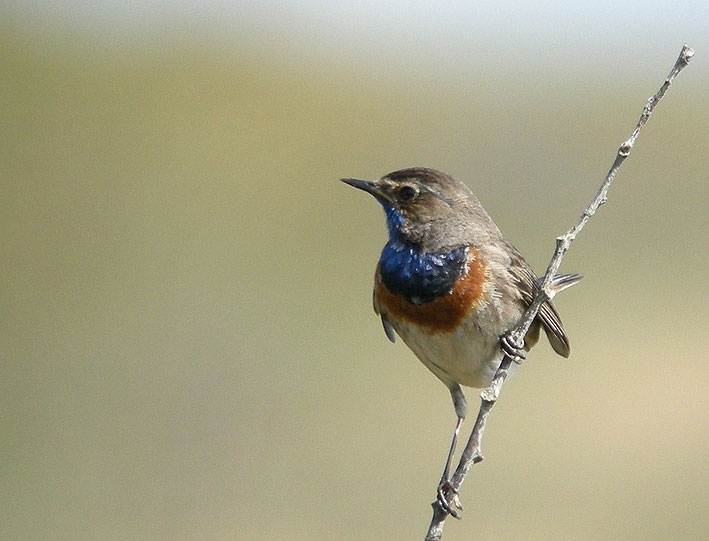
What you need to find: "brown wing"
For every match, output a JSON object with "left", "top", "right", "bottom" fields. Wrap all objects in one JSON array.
[{"left": 504, "top": 242, "right": 574, "bottom": 358}]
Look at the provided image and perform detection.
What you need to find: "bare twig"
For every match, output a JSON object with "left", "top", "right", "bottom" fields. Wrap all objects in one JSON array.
[{"left": 425, "top": 44, "right": 694, "bottom": 541}]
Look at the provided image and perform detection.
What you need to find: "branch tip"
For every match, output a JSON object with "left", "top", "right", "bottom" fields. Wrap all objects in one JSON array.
[{"left": 681, "top": 44, "right": 695, "bottom": 63}]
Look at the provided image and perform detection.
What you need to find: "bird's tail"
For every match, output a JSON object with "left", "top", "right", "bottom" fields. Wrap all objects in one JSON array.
[{"left": 539, "top": 273, "right": 583, "bottom": 294}]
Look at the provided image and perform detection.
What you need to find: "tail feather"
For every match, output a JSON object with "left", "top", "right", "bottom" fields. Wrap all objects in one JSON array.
[
  {"left": 536, "top": 273, "right": 582, "bottom": 358},
  {"left": 538, "top": 273, "right": 583, "bottom": 295}
]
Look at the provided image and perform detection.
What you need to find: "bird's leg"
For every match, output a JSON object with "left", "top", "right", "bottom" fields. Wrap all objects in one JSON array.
[
  {"left": 437, "top": 385, "right": 467, "bottom": 518},
  {"left": 500, "top": 331, "right": 526, "bottom": 365},
  {"left": 437, "top": 416, "right": 464, "bottom": 518}
]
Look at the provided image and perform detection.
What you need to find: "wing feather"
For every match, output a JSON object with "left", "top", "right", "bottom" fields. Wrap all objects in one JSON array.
[{"left": 504, "top": 242, "right": 579, "bottom": 357}]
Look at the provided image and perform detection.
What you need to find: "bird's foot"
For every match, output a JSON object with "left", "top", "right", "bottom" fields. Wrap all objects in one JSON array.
[
  {"left": 437, "top": 478, "right": 463, "bottom": 519},
  {"left": 500, "top": 332, "right": 526, "bottom": 364}
]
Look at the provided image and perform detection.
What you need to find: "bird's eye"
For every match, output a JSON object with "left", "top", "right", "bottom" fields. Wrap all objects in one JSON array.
[{"left": 398, "top": 185, "right": 418, "bottom": 202}]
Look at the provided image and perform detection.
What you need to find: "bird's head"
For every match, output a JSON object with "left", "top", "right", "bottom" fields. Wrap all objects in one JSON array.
[{"left": 342, "top": 167, "right": 498, "bottom": 253}]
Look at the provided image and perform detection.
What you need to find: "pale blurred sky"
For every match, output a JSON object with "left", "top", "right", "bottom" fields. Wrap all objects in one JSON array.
[{"left": 8, "top": 1, "right": 709, "bottom": 77}]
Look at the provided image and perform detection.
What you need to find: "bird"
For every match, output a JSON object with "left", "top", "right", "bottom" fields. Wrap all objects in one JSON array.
[{"left": 341, "top": 167, "right": 580, "bottom": 516}]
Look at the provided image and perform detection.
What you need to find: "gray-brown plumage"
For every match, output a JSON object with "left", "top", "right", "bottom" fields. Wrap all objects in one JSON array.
[{"left": 342, "top": 167, "right": 581, "bottom": 515}]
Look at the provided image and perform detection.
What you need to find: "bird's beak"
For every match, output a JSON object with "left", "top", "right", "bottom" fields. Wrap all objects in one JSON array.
[{"left": 340, "top": 177, "right": 392, "bottom": 203}]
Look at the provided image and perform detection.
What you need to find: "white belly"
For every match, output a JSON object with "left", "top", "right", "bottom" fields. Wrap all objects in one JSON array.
[{"left": 392, "top": 317, "right": 513, "bottom": 389}]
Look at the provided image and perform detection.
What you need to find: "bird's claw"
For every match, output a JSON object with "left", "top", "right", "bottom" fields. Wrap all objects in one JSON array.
[
  {"left": 500, "top": 332, "right": 526, "bottom": 364},
  {"left": 437, "top": 479, "right": 463, "bottom": 519}
]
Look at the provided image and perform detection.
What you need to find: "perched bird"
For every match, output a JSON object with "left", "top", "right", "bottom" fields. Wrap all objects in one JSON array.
[{"left": 341, "top": 168, "right": 580, "bottom": 515}]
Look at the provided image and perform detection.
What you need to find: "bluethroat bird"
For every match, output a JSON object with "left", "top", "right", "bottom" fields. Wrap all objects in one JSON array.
[{"left": 341, "top": 167, "right": 580, "bottom": 516}]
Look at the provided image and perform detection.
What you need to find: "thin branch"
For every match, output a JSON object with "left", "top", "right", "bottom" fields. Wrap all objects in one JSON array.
[{"left": 425, "top": 44, "right": 694, "bottom": 541}]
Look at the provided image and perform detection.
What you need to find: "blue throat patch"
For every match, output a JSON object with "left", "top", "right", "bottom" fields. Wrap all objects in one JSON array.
[{"left": 378, "top": 204, "right": 467, "bottom": 305}]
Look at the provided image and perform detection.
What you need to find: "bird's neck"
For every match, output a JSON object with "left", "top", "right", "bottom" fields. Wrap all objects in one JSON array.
[
  {"left": 379, "top": 239, "right": 468, "bottom": 306},
  {"left": 383, "top": 204, "right": 405, "bottom": 239}
]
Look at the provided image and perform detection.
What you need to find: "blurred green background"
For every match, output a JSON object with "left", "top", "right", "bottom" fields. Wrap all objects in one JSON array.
[{"left": 3, "top": 2, "right": 708, "bottom": 540}]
